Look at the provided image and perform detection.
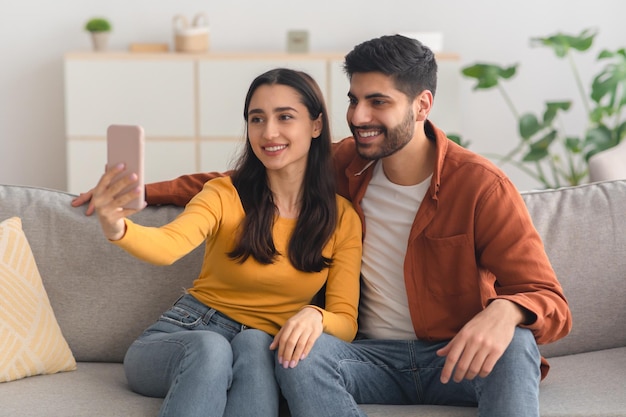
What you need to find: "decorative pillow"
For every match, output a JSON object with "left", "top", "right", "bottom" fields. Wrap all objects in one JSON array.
[{"left": 0, "top": 217, "right": 76, "bottom": 382}]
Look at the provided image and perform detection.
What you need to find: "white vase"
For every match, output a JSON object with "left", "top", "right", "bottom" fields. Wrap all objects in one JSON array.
[{"left": 90, "top": 32, "right": 109, "bottom": 52}]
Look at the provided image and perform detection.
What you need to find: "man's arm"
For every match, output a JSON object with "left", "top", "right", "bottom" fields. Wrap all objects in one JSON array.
[
  {"left": 146, "top": 171, "right": 230, "bottom": 206},
  {"left": 71, "top": 171, "right": 230, "bottom": 215},
  {"left": 73, "top": 138, "right": 353, "bottom": 215}
]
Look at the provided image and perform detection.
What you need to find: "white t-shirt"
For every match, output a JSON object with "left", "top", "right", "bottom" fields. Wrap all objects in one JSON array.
[{"left": 358, "top": 162, "right": 431, "bottom": 339}]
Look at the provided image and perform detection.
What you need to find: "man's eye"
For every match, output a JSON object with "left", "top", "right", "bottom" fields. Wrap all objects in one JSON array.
[
  {"left": 348, "top": 97, "right": 357, "bottom": 105},
  {"left": 373, "top": 100, "right": 386, "bottom": 105}
]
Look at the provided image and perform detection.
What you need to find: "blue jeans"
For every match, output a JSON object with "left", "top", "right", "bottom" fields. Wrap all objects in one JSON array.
[
  {"left": 124, "top": 294, "right": 278, "bottom": 417},
  {"left": 276, "top": 327, "right": 541, "bottom": 417}
]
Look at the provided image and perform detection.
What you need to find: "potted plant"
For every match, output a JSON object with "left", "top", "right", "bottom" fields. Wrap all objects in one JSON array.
[
  {"left": 460, "top": 29, "right": 626, "bottom": 189},
  {"left": 85, "top": 17, "right": 112, "bottom": 52}
]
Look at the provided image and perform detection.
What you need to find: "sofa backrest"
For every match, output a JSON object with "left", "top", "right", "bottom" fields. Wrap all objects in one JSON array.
[
  {"left": 521, "top": 180, "right": 626, "bottom": 357},
  {"left": 0, "top": 184, "right": 205, "bottom": 363},
  {"left": 1, "top": 180, "right": 625, "bottom": 362}
]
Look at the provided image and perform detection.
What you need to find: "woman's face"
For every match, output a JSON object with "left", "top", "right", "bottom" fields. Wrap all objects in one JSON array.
[{"left": 246, "top": 84, "right": 322, "bottom": 176}]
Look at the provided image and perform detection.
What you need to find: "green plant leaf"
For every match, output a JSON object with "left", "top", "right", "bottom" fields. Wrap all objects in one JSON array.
[
  {"left": 543, "top": 101, "right": 572, "bottom": 125},
  {"left": 461, "top": 63, "right": 518, "bottom": 90},
  {"left": 617, "top": 121, "right": 626, "bottom": 142},
  {"left": 531, "top": 28, "right": 596, "bottom": 57},
  {"left": 590, "top": 49, "right": 626, "bottom": 108},
  {"left": 565, "top": 136, "right": 583, "bottom": 153},
  {"left": 584, "top": 125, "right": 615, "bottom": 160},
  {"left": 447, "top": 133, "right": 471, "bottom": 148},
  {"left": 519, "top": 113, "right": 542, "bottom": 139},
  {"left": 522, "top": 147, "right": 549, "bottom": 162},
  {"left": 522, "top": 130, "right": 557, "bottom": 161},
  {"left": 589, "top": 106, "right": 608, "bottom": 123}
]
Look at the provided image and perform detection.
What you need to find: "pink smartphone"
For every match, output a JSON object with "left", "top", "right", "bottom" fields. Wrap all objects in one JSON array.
[{"left": 106, "top": 124, "right": 145, "bottom": 210}]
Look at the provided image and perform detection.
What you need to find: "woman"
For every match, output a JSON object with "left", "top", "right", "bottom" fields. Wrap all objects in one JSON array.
[{"left": 91, "top": 68, "right": 362, "bottom": 417}]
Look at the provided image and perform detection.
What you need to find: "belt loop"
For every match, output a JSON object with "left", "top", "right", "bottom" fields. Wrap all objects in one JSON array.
[{"left": 202, "top": 308, "right": 216, "bottom": 325}]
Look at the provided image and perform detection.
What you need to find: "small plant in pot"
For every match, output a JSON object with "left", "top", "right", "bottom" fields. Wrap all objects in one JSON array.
[{"left": 85, "top": 17, "right": 112, "bottom": 52}]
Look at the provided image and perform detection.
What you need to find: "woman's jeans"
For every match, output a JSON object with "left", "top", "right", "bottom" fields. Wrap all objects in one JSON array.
[
  {"left": 124, "top": 293, "right": 278, "bottom": 417},
  {"left": 276, "top": 327, "right": 541, "bottom": 417}
]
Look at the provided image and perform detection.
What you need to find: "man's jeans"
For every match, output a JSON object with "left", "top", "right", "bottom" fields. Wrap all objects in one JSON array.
[
  {"left": 124, "top": 294, "right": 278, "bottom": 417},
  {"left": 276, "top": 327, "right": 541, "bottom": 417}
]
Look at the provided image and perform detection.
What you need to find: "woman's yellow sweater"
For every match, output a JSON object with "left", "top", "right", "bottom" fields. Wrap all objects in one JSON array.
[{"left": 114, "top": 177, "right": 362, "bottom": 341}]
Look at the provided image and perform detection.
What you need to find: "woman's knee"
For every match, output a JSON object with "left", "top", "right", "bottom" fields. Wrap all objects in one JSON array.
[
  {"left": 126, "top": 331, "right": 233, "bottom": 382},
  {"left": 232, "top": 329, "right": 273, "bottom": 353}
]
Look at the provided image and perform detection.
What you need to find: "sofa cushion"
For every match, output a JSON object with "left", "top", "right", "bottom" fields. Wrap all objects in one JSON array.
[
  {"left": 3, "top": 348, "right": 622, "bottom": 417},
  {"left": 359, "top": 347, "right": 626, "bottom": 417},
  {"left": 0, "top": 362, "right": 162, "bottom": 416},
  {"left": 0, "top": 217, "right": 76, "bottom": 382},
  {"left": 521, "top": 180, "right": 626, "bottom": 358}
]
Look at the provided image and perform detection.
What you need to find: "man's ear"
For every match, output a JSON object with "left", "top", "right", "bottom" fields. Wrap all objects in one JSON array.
[{"left": 414, "top": 90, "right": 433, "bottom": 122}]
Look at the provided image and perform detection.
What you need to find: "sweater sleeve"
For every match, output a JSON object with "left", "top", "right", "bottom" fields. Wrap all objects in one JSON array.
[
  {"left": 114, "top": 180, "right": 227, "bottom": 265},
  {"left": 475, "top": 178, "right": 572, "bottom": 344},
  {"left": 312, "top": 197, "right": 362, "bottom": 342}
]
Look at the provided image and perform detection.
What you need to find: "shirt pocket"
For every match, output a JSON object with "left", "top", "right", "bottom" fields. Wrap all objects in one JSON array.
[{"left": 422, "top": 233, "right": 477, "bottom": 296}]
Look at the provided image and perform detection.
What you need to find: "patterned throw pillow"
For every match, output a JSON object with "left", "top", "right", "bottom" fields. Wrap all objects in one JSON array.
[{"left": 0, "top": 217, "right": 76, "bottom": 382}]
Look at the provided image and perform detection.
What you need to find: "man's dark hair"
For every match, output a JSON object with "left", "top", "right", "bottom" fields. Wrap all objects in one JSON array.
[{"left": 344, "top": 34, "right": 438, "bottom": 100}]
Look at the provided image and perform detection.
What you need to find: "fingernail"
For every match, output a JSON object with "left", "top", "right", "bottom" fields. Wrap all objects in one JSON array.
[{"left": 289, "top": 360, "right": 296, "bottom": 368}]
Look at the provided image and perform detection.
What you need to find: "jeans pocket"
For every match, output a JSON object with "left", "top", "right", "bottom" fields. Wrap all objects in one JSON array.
[{"left": 158, "top": 304, "right": 204, "bottom": 330}]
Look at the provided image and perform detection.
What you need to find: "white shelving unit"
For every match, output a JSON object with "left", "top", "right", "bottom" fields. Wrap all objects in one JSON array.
[{"left": 64, "top": 51, "right": 460, "bottom": 194}]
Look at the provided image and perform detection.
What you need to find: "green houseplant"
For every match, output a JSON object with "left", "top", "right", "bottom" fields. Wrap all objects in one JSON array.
[
  {"left": 85, "top": 18, "right": 111, "bottom": 33},
  {"left": 85, "top": 17, "right": 112, "bottom": 51},
  {"left": 461, "top": 29, "right": 626, "bottom": 188}
]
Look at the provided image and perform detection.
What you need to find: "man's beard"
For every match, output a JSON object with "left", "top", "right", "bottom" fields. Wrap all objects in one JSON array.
[{"left": 351, "top": 108, "right": 415, "bottom": 160}]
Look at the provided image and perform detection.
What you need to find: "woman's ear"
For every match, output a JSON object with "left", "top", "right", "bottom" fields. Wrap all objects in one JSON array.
[{"left": 312, "top": 114, "right": 323, "bottom": 138}]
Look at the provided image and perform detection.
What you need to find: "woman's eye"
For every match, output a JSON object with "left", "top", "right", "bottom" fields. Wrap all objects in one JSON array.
[
  {"left": 279, "top": 114, "right": 293, "bottom": 121},
  {"left": 249, "top": 116, "right": 263, "bottom": 124}
]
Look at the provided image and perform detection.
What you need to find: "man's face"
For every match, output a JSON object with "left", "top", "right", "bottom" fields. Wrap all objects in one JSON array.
[{"left": 347, "top": 72, "right": 416, "bottom": 160}]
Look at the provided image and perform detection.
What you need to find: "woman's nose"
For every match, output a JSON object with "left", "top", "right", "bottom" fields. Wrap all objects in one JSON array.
[{"left": 262, "top": 119, "right": 279, "bottom": 139}]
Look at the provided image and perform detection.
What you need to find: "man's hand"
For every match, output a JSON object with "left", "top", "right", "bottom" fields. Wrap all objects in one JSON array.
[
  {"left": 270, "top": 307, "right": 323, "bottom": 369},
  {"left": 71, "top": 190, "right": 96, "bottom": 215},
  {"left": 436, "top": 299, "right": 526, "bottom": 384}
]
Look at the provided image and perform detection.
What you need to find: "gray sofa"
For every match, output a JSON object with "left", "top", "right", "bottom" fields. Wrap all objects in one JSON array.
[{"left": 1, "top": 180, "right": 625, "bottom": 417}]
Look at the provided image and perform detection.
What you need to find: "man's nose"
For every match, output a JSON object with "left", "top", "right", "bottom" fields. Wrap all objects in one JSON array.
[{"left": 347, "top": 102, "right": 371, "bottom": 126}]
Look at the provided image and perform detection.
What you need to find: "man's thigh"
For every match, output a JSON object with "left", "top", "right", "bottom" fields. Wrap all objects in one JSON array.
[{"left": 335, "top": 338, "right": 475, "bottom": 406}]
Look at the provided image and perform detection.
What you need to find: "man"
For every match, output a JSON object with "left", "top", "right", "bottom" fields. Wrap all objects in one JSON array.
[{"left": 74, "top": 35, "right": 571, "bottom": 416}]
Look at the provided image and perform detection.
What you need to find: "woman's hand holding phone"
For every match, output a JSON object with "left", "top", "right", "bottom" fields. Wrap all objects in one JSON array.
[{"left": 92, "top": 164, "right": 146, "bottom": 241}]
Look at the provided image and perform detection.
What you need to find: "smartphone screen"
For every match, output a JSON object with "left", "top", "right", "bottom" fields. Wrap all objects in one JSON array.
[{"left": 106, "top": 124, "right": 145, "bottom": 210}]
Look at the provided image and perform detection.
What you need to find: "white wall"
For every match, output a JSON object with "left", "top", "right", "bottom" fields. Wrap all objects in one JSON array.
[{"left": 1, "top": 0, "right": 623, "bottom": 192}]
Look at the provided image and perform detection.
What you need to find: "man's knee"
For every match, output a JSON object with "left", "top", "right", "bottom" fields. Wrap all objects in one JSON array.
[{"left": 496, "top": 327, "right": 541, "bottom": 375}]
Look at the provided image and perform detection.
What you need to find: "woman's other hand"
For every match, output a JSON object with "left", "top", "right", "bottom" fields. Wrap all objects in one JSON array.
[{"left": 270, "top": 306, "right": 323, "bottom": 368}]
